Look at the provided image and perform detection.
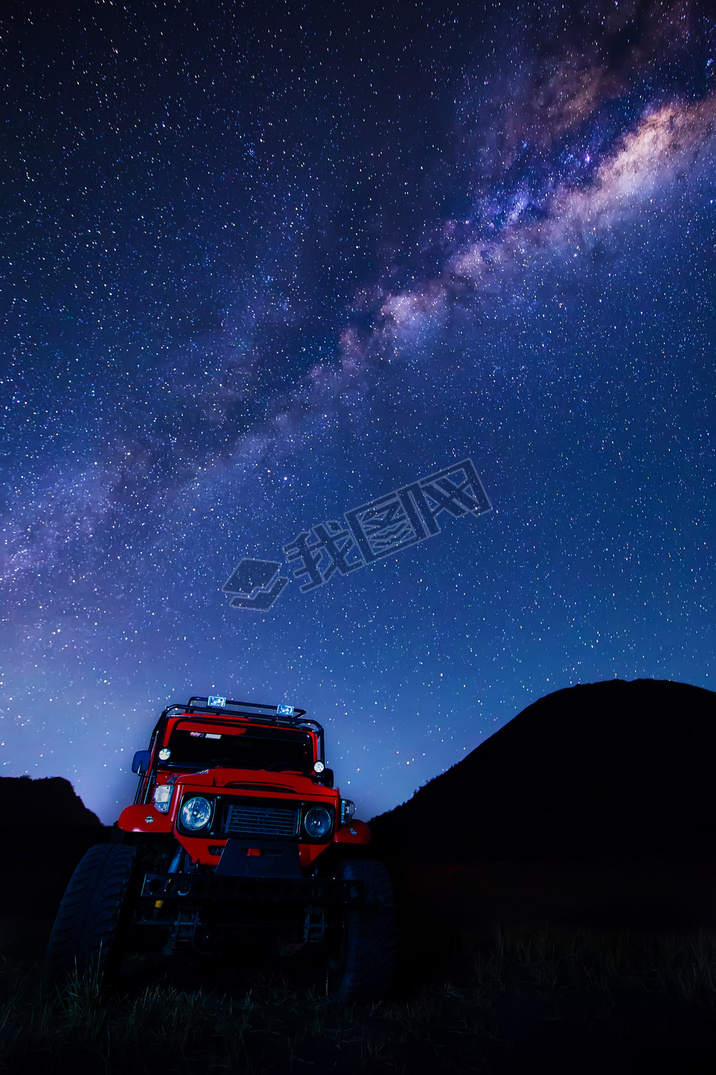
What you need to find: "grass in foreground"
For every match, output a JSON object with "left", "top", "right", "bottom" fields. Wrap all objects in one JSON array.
[{"left": 1, "top": 923, "right": 715, "bottom": 1073}]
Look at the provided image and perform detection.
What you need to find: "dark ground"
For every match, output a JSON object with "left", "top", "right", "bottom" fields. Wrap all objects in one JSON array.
[{"left": 1, "top": 829, "right": 715, "bottom": 1073}]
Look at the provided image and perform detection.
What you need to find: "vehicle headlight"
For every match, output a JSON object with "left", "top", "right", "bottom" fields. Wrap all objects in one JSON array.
[
  {"left": 303, "top": 805, "right": 333, "bottom": 839},
  {"left": 340, "top": 799, "right": 355, "bottom": 825},
  {"left": 180, "top": 795, "right": 213, "bottom": 831},
  {"left": 152, "top": 784, "right": 173, "bottom": 814}
]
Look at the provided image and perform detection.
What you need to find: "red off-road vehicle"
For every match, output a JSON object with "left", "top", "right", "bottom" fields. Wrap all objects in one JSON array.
[{"left": 45, "top": 696, "right": 396, "bottom": 1003}]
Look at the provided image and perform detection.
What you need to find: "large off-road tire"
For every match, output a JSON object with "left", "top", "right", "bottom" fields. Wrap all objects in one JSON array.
[
  {"left": 326, "top": 858, "right": 397, "bottom": 1004},
  {"left": 44, "top": 843, "right": 136, "bottom": 987}
]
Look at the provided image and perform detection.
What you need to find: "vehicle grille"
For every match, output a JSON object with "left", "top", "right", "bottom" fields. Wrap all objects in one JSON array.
[{"left": 222, "top": 802, "right": 300, "bottom": 838}]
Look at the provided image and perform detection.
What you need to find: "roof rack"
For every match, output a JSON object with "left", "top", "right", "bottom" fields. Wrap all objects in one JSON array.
[{"left": 186, "top": 697, "right": 307, "bottom": 721}]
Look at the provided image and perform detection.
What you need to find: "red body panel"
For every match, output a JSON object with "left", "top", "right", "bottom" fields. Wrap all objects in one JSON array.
[
  {"left": 117, "top": 803, "right": 174, "bottom": 833},
  {"left": 333, "top": 819, "right": 371, "bottom": 845}
]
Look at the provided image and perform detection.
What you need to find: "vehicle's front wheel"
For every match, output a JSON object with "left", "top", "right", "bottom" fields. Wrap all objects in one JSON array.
[
  {"left": 44, "top": 843, "right": 136, "bottom": 987},
  {"left": 326, "top": 858, "right": 397, "bottom": 1003}
]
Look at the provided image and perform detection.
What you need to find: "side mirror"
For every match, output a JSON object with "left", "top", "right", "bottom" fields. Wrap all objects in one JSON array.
[
  {"left": 316, "top": 768, "right": 334, "bottom": 788},
  {"left": 131, "top": 750, "right": 151, "bottom": 775}
]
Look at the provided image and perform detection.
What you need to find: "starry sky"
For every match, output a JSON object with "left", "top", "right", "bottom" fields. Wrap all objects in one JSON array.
[{"left": 2, "top": 0, "right": 715, "bottom": 825}]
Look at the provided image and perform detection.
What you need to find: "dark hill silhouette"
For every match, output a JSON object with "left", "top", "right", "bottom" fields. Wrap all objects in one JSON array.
[
  {"left": 1, "top": 777, "right": 107, "bottom": 926},
  {"left": 0, "top": 775, "right": 102, "bottom": 829},
  {"left": 370, "top": 679, "right": 716, "bottom": 860}
]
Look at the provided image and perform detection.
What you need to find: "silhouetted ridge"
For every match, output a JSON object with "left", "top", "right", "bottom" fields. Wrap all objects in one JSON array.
[
  {"left": 370, "top": 679, "right": 716, "bottom": 859},
  {"left": 0, "top": 775, "right": 102, "bottom": 828}
]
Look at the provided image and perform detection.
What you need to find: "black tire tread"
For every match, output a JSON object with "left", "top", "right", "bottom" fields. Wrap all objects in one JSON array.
[
  {"left": 329, "top": 858, "right": 397, "bottom": 1004},
  {"left": 44, "top": 843, "right": 136, "bottom": 986}
]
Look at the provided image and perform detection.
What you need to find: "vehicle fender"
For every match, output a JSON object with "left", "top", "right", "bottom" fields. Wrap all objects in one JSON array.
[
  {"left": 333, "top": 819, "right": 371, "bottom": 846},
  {"left": 117, "top": 803, "right": 174, "bottom": 833}
]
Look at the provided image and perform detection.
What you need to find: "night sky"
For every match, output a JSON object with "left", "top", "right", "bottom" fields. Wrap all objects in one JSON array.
[{"left": 2, "top": 0, "right": 715, "bottom": 825}]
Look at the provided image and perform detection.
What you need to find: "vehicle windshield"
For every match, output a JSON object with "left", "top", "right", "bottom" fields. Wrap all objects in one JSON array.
[{"left": 161, "top": 721, "right": 313, "bottom": 774}]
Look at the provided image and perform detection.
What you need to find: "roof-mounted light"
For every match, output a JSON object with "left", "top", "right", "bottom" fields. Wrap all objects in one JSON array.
[
  {"left": 277, "top": 704, "right": 295, "bottom": 716},
  {"left": 207, "top": 695, "right": 226, "bottom": 707}
]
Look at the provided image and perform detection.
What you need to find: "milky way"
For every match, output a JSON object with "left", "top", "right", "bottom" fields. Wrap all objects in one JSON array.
[{"left": 1, "top": 0, "right": 715, "bottom": 822}]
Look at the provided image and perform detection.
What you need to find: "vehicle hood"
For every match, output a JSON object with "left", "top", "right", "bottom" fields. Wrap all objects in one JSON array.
[{"left": 172, "top": 768, "right": 338, "bottom": 799}]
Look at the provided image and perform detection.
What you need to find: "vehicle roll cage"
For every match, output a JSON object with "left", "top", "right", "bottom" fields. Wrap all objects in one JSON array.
[{"left": 135, "top": 697, "right": 325, "bottom": 805}]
